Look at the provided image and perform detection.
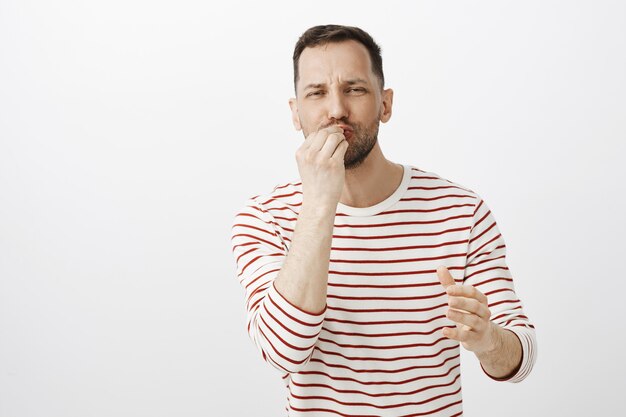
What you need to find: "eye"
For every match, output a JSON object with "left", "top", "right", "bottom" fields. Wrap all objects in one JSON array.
[
  {"left": 306, "top": 90, "right": 325, "bottom": 98},
  {"left": 347, "top": 87, "right": 366, "bottom": 94}
]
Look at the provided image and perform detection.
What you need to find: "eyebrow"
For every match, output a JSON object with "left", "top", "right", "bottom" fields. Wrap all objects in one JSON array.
[{"left": 303, "top": 78, "right": 369, "bottom": 90}]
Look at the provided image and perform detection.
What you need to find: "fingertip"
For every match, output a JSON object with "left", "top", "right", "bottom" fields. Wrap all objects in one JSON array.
[{"left": 443, "top": 327, "right": 455, "bottom": 339}]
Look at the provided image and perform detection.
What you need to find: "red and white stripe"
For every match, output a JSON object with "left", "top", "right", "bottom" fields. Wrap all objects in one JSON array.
[{"left": 231, "top": 165, "right": 537, "bottom": 416}]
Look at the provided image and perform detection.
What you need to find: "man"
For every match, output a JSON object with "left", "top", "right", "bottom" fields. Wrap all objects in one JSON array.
[{"left": 230, "top": 24, "right": 536, "bottom": 416}]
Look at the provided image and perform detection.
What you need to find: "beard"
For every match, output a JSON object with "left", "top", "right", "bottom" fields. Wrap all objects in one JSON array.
[
  {"left": 342, "top": 120, "right": 379, "bottom": 169},
  {"left": 307, "top": 118, "right": 380, "bottom": 170}
]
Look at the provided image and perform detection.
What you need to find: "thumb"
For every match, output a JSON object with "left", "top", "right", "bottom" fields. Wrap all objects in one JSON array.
[{"left": 437, "top": 266, "right": 455, "bottom": 289}]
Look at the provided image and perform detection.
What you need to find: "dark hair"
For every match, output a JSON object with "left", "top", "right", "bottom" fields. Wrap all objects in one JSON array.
[{"left": 292, "top": 24, "right": 384, "bottom": 93}]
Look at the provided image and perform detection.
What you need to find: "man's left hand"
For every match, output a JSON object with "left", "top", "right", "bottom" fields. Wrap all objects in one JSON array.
[{"left": 437, "top": 266, "right": 500, "bottom": 354}]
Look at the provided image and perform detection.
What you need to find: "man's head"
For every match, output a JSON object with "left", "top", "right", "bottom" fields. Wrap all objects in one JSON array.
[
  {"left": 292, "top": 25, "right": 385, "bottom": 93},
  {"left": 289, "top": 25, "right": 393, "bottom": 170}
]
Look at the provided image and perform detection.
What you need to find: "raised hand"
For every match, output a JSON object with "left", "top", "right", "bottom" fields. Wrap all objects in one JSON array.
[
  {"left": 295, "top": 125, "right": 349, "bottom": 209},
  {"left": 437, "top": 266, "right": 498, "bottom": 354}
]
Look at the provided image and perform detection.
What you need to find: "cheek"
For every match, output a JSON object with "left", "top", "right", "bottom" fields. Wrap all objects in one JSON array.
[
  {"left": 299, "top": 118, "right": 319, "bottom": 137},
  {"left": 298, "top": 108, "right": 324, "bottom": 132},
  {"left": 356, "top": 99, "right": 381, "bottom": 118},
  {"left": 298, "top": 117, "right": 315, "bottom": 135}
]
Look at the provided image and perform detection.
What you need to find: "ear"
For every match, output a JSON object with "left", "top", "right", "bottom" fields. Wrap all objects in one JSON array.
[
  {"left": 379, "top": 88, "right": 393, "bottom": 123},
  {"left": 288, "top": 98, "right": 302, "bottom": 131}
]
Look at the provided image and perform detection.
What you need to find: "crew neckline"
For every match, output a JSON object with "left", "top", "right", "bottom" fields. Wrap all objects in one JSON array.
[{"left": 336, "top": 164, "right": 411, "bottom": 217}]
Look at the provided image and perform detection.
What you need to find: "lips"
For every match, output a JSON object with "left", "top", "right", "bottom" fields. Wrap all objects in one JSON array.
[{"left": 338, "top": 124, "right": 354, "bottom": 140}]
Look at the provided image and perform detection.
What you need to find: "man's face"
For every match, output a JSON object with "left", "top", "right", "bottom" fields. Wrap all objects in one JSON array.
[{"left": 289, "top": 40, "right": 393, "bottom": 169}]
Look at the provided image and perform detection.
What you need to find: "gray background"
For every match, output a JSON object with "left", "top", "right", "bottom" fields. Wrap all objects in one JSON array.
[{"left": 1, "top": 0, "right": 625, "bottom": 415}]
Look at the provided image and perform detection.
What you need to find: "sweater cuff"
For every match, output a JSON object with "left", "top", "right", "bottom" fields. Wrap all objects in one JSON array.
[{"left": 480, "top": 326, "right": 537, "bottom": 383}]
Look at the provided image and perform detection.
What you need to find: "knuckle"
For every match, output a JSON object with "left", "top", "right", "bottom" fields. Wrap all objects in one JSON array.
[
  {"left": 328, "top": 132, "right": 342, "bottom": 143},
  {"left": 470, "top": 286, "right": 477, "bottom": 296}
]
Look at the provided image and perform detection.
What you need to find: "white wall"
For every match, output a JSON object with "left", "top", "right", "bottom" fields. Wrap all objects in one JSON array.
[{"left": 1, "top": 1, "right": 624, "bottom": 416}]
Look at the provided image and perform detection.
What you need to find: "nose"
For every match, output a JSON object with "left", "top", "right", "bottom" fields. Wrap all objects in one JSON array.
[{"left": 326, "top": 89, "right": 349, "bottom": 121}]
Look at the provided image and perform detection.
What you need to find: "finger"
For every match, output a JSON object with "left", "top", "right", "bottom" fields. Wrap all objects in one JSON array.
[
  {"left": 306, "top": 126, "right": 343, "bottom": 152},
  {"left": 330, "top": 138, "right": 349, "bottom": 161},
  {"left": 448, "top": 296, "right": 490, "bottom": 320},
  {"left": 318, "top": 132, "right": 346, "bottom": 159},
  {"left": 442, "top": 326, "right": 470, "bottom": 342},
  {"left": 446, "top": 284, "right": 488, "bottom": 304},
  {"left": 446, "top": 309, "right": 484, "bottom": 331},
  {"left": 303, "top": 129, "right": 325, "bottom": 152},
  {"left": 437, "top": 266, "right": 456, "bottom": 289}
]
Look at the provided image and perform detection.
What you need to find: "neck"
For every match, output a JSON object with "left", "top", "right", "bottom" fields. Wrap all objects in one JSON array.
[{"left": 339, "top": 142, "right": 403, "bottom": 208}]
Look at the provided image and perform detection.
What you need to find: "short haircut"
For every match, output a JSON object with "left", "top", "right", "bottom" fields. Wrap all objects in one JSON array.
[{"left": 292, "top": 24, "right": 384, "bottom": 93}]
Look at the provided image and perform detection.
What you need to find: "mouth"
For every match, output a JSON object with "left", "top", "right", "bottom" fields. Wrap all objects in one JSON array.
[{"left": 337, "top": 124, "right": 354, "bottom": 140}]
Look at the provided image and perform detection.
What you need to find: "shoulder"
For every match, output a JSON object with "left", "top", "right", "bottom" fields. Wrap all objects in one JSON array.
[
  {"left": 235, "top": 178, "right": 303, "bottom": 223},
  {"left": 406, "top": 165, "right": 481, "bottom": 202},
  {"left": 249, "top": 179, "right": 303, "bottom": 213}
]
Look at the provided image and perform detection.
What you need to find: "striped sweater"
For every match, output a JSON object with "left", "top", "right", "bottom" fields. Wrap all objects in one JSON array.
[{"left": 230, "top": 164, "right": 537, "bottom": 416}]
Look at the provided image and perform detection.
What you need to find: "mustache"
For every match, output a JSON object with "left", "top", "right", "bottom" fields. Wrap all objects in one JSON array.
[{"left": 320, "top": 120, "right": 356, "bottom": 130}]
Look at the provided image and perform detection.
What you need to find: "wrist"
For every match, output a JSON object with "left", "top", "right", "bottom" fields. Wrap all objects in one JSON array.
[
  {"left": 477, "top": 323, "right": 503, "bottom": 357},
  {"left": 301, "top": 199, "right": 338, "bottom": 217}
]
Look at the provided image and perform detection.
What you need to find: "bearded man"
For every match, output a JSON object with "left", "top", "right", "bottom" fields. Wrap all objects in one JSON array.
[{"left": 230, "top": 24, "right": 537, "bottom": 416}]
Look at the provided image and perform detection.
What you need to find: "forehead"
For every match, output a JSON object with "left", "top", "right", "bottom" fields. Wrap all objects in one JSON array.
[{"left": 297, "top": 40, "right": 374, "bottom": 87}]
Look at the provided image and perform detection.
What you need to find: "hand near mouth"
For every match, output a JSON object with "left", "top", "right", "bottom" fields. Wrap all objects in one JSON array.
[{"left": 295, "top": 125, "right": 349, "bottom": 209}]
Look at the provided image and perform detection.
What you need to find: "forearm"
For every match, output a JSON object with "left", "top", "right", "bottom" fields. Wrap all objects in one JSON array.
[
  {"left": 273, "top": 201, "right": 336, "bottom": 313},
  {"left": 475, "top": 324, "right": 523, "bottom": 380}
]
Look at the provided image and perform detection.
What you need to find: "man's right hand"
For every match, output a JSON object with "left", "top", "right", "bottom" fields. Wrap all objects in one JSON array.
[{"left": 295, "top": 126, "right": 349, "bottom": 208}]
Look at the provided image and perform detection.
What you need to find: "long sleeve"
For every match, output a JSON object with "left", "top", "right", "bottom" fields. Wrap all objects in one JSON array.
[
  {"left": 230, "top": 199, "right": 326, "bottom": 374},
  {"left": 463, "top": 197, "right": 537, "bottom": 383}
]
